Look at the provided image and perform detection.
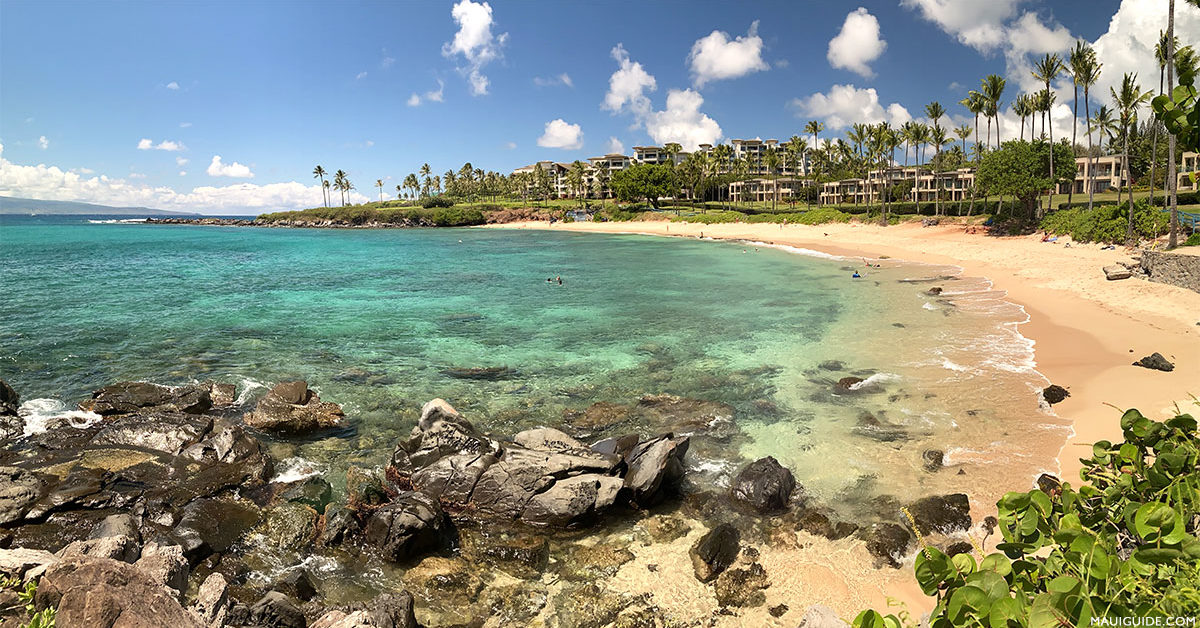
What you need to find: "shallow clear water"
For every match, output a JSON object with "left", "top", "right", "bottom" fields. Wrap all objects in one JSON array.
[{"left": 0, "top": 215, "right": 1070, "bottom": 612}]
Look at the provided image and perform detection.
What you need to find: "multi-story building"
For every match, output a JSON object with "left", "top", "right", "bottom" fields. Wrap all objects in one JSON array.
[
  {"left": 1056, "top": 155, "right": 1129, "bottom": 194},
  {"left": 728, "top": 177, "right": 813, "bottom": 203},
  {"left": 631, "top": 146, "right": 689, "bottom": 166},
  {"left": 1178, "top": 151, "right": 1198, "bottom": 193}
]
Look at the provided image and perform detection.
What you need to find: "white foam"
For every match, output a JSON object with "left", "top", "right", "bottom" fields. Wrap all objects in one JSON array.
[
  {"left": 848, "top": 372, "right": 900, "bottom": 390},
  {"left": 87, "top": 218, "right": 146, "bottom": 224},
  {"left": 740, "top": 240, "right": 847, "bottom": 261},
  {"left": 234, "top": 377, "right": 268, "bottom": 406},
  {"left": 271, "top": 457, "right": 325, "bottom": 484},
  {"left": 17, "top": 398, "right": 103, "bottom": 436},
  {"left": 922, "top": 302, "right": 938, "bottom": 310}
]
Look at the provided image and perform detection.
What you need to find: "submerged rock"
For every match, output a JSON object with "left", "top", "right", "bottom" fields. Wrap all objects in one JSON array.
[
  {"left": 863, "top": 523, "right": 913, "bottom": 568},
  {"left": 922, "top": 449, "right": 945, "bottom": 472},
  {"left": 1041, "top": 385, "right": 1070, "bottom": 405},
  {"left": 81, "top": 381, "right": 212, "bottom": 416},
  {"left": 1133, "top": 352, "right": 1175, "bottom": 372},
  {"left": 905, "top": 493, "right": 972, "bottom": 536},
  {"left": 243, "top": 380, "right": 345, "bottom": 433},
  {"left": 714, "top": 562, "right": 770, "bottom": 607},
  {"left": 731, "top": 456, "right": 797, "bottom": 514},
  {"left": 364, "top": 491, "right": 448, "bottom": 562},
  {"left": 441, "top": 366, "right": 516, "bottom": 380},
  {"left": 247, "top": 591, "right": 306, "bottom": 628},
  {"left": 690, "top": 523, "right": 740, "bottom": 583}
]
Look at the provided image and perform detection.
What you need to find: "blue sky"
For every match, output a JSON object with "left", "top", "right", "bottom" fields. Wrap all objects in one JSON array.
[{"left": 0, "top": 0, "right": 1192, "bottom": 213}]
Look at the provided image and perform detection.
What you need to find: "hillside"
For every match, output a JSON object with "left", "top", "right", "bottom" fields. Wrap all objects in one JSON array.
[{"left": 0, "top": 196, "right": 197, "bottom": 216}]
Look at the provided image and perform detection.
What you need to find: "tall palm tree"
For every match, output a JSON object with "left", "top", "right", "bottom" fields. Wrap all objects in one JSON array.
[
  {"left": 764, "top": 147, "right": 781, "bottom": 210},
  {"left": 403, "top": 173, "right": 419, "bottom": 201},
  {"left": 395, "top": 184, "right": 403, "bottom": 200},
  {"left": 960, "top": 91, "right": 986, "bottom": 159},
  {"left": 1150, "top": 31, "right": 1177, "bottom": 208},
  {"left": 313, "top": 165, "right": 328, "bottom": 208},
  {"left": 663, "top": 143, "right": 682, "bottom": 169},
  {"left": 419, "top": 163, "right": 432, "bottom": 198},
  {"left": 805, "top": 120, "right": 825, "bottom": 163},
  {"left": 333, "top": 170, "right": 348, "bottom": 206},
  {"left": 1069, "top": 42, "right": 1096, "bottom": 206},
  {"left": 1111, "top": 73, "right": 1153, "bottom": 243},
  {"left": 1166, "top": 0, "right": 1179, "bottom": 247},
  {"left": 376, "top": 179, "right": 384, "bottom": 203},
  {"left": 930, "top": 124, "right": 949, "bottom": 215},
  {"left": 324, "top": 180, "right": 331, "bottom": 206},
  {"left": 954, "top": 124, "right": 972, "bottom": 158},
  {"left": 980, "top": 75, "right": 1007, "bottom": 148},
  {"left": 1032, "top": 54, "right": 1064, "bottom": 211},
  {"left": 1073, "top": 45, "right": 1102, "bottom": 211}
]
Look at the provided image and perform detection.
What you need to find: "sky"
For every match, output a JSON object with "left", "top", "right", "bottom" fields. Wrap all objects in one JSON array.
[{"left": 1, "top": 0, "right": 1195, "bottom": 214}]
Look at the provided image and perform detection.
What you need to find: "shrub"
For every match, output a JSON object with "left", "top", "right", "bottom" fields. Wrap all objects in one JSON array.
[
  {"left": 1041, "top": 201, "right": 1170, "bottom": 244},
  {"left": 854, "top": 406, "right": 1200, "bottom": 627},
  {"left": 431, "top": 207, "right": 484, "bottom": 226},
  {"left": 421, "top": 196, "right": 455, "bottom": 209},
  {"left": 1184, "top": 232, "right": 1200, "bottom": 246}
]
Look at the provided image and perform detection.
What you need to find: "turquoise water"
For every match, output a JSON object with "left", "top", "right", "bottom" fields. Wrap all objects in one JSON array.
[{"left": 0, "top": 216, "right": 1066, "bottom": 512}]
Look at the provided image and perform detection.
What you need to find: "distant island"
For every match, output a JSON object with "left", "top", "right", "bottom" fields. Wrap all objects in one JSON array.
[{"left": 0, "top": 196, "right": 199, "bottom": 216}]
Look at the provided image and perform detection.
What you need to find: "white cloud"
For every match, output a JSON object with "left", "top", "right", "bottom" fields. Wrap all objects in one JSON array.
[
  {"left": 179, "top": 171, "right": 187, "bottom": 176},
  {"left": 603, "top": 44, "right": 657, "bottom": 117},
  {"left": 382, "top": 55, "right": 395, "bottom": 69},
  {"left": 128, "top": 173, "right": 146, "bottom": 179},
  {"left": 366, "top": 140, "right": 375, "bottom": 147},
  {"left": 180, "top": 122, "right": 192, "bottom": 128},
  {"left": 0, "top": 144, "right": 367, "bottom": 214},
  {"left": 503, "top": 141, "right": 517, "bottom": 150},
  {"left": 407, "top": 80, "right": 446, "bottom": 107},
  {"left": 1092, "top": 0, "right": 1200, "bottom": 102},
  {"left": 442, "top": 0, "right": 508, "bottom": 96},
  {"left": 356, "top": 71, "right": 368, "bottom": 80},
  {"left": 688, "top": 21, "right": 769, "bottom": 88},
  {"left": 534, "top": 73, "right": 573, "bottom": 88},
  {"left": 775, "top": 59, "right": 790, "bottom": 69},
  {"left": 791, "top": 84, "right": 911, "bottom": 130},
  {"left": 137, "top": 138, "right": 185, "bottom": 152},
  {"left": 605, "top": 137, "right": 625, "bottom": 154},
  {"left": 900, "top": 0, "right": 1023, "bottom": 53},
  {"left": 644, "top": 89, "right": 722, "bottom": 151},
  {"left": 37, "top": 136, "right": 48, "bottom": 150},
  {"left": 166, "top": 81, "right": 180, "bottom": 90},
  {"left": 537, "top": 119, "right": 583, "bottom": 150},
  {"left": 73, "top": 167, "right": 94, "bottom": 174},
  {"left": 176, "top": 156, "right": 189, "bottom": 166},
  {"left": 206, "top": 155, "right": 254, "bottom": 178},
  {"left": 828, "top": 8, "right": 887, "bottom": 78}
]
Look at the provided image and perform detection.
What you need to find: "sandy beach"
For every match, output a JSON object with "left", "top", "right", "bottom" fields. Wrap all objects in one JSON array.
[
  {"left": 491, "top": 219, "right": 1200, "bottom": 483},
  {"left": 484, "top": 219, "right": 1200, "bottom": 622}
]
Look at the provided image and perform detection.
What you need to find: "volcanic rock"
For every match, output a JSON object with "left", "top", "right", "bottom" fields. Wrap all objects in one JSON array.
[
  {"left": 905, "top": 493, "right": 972, "bottom": 535},
  {"left": 1133, "top": 352, "right": 1175, "bottom": 372},
  {"left": 364, "top": 491, "right": 448, "bottom": 562},
  {"left": 81, "top": 381, "right": 212, "bottom": 416},
  {"left": 730, "top": 456, "right": 797, "bottom": 514},
  {"left": 244, "top": 380, "right": 345, "bottom": 433},
  {"left": 1042, "top": 385, "right": 1070, "bottom": 405},
  {"left": 689, "top": 523, "right": 740, "bottom": 583}
]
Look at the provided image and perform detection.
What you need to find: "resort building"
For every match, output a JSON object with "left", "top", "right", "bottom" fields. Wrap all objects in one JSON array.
[
  {"left": 1056, "top": 155, "right": 1129, "bottom": 195},
  {"left": 1179, "top": 151, "right": 1198, "bottom": 193},
  {"left": 728, "top": 177, "right": 813, "bottom": 203}
]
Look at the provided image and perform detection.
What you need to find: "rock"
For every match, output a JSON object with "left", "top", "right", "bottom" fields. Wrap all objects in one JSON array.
[
  {"left": 91, "top": 412, "right": 214, "bottom": 455},
  {"left": 1103, "top": 265, "right": 1132, "bottom": 280},
  {"left": 0, "top": 413, "right": 22, "bottom": 442},
  {"left": 279, "top": 476, "right": 333, "bottom": 511},
  {"left": 922, "top": 449, "right": 944, "bottom": 472},
  {"left": 623, "top": 434, "right": 689, "bottom": 506},
  {"left": 244, "top": 380, "right": 345, "bottom": 433},
  {"left": 58, "top": 535, "right": 140, "bottom": 563},
  {"left": 262, "top": 502, "right": 319, "bottom": 550},
  {"left": 364, "top": 492, "right": 448, "bottom": 562},
  {"left": 558, "top": 544, "right": 635, "bottom": 582},
  {"left": 945, "top": 541, "right": 974, "bottom": 556},
  {"left": 1133, "top": 352, "right": 1175, "bottom": 372},
  {"left": 925, "top": 287, "right": 944, "bottom": 296},
  {"left": 403, "top": 556, "right": 484, "bottom": 609},
  {"left": 81, "top": 381, "right": 212, "bottom": 416},
  {"left": 589, "top": 434, "right": 640, "bottom": 459},
  {"left": 320, "top": 504, "right": 361, "bottom": 547},
  {"left": 798, "top": 604, "right": 850, "bottom": 628},
  {"left": 346, "top": 466, "right": 391, "bottom": 510},
  {"left": 1042, "top": 385, "right": 1070, "bottom": 405},
  {"left": 905, "top": 494, "right": 972, "bottom": 535},
  {"left": 564, "top": 402, "right": 634, "bottom": 431},
  {"left": 836, "top": 377, "right": 864, "bottom": 391},
  {"left": 714, "top": 563, "right": 770, "bottom": 607},
  {"left": 770, "top": 604, "right": 789, "bottom": 618},
  {"left": 174, "top": 497, "right": 261, "bottom": 563},
  {"left": 190, "top": 573, "right": 231, "bottom": 626},
  {"left": 248, "top": 591, "right": 306, "bottom": 628},
  {"left": 275, "top": 568, "right": 318, "bottom": 602},
  {"left": 205, "top": 381, "right": 237, "bottom": 407},
  {"left": 460, "top": 530, "right": 549, "bottom": 579},
  {"left": 730, "top": 456, "right": 796, "bottom": 514},
  {"left": 1036, "top": 473, "right": 1062, "bottom": 496},
  {"left": 0, "top": 547, "right": 58, "bottom": 580},
  {"left": 0, "top": 466, "right": 42, "bottom": 525},
  {"left": 852, "top": 412, "right": 908, "bottom": 442},
  {"left": 512, "top": 427, "right": 589, "bottom": 453},
  {"left": 522, "top": 474, "right": 624, "bottom": 527},
  {"left": 795, "top": 510, "right": 857, "bottom": 540},
  {"left": 441, "top": 366, "right": 516, "bottom": 380},
  {"left": 90, "top": 513, "right": 140, "bottom": 542},
  {"left": 864, "top": 523, "right": 912, "bottom": 568},
  {"left": 817, "top": 361, "right": 845, "bottom": 371},
  {"left": 0, "top": 379, "right": 18, "bottom": 417},
  {"left": 36, "top": 556, "right": 203, "bottom": 627},
  {"left": 641, "top": 514, "right": 691, "bottom": 543},
  {"left": 311, "top": 592, "right": 420, "bottom": 628},
  {"left": 689, "top": 523, "right": 739, "bottom": 583},
  {"left": 134, "top": 543, "right": 189, "bottom": 596}
]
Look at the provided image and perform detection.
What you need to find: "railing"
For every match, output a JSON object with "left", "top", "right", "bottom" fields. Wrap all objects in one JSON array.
[{"left": 1164, "top": 209, "right": 1200, "bottom": 232}]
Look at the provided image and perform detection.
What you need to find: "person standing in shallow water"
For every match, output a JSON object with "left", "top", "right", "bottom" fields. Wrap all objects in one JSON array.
[{"left": 556, "top": 276, "right": 563, "bottom": 286}]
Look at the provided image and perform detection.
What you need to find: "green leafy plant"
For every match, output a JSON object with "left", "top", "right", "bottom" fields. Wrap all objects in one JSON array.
[
  {"left": 1153, "top": 56, "right": 1199, "bottom": 152},
  {"left": 0, "top": 577, "right": 56, "bottom": 628},
  {"left": 853, "top": 407, "right": 1200, "bottom": 627}
]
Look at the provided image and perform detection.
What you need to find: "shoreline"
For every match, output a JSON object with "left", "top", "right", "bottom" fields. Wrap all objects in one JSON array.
[{"left": 485, "top": 220, "right": 1200, "bottom": 486}]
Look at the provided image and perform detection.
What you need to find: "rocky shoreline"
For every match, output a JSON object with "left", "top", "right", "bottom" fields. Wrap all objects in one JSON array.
[{"left": 0, "top": 377, "right": 990, "bottom": 627}]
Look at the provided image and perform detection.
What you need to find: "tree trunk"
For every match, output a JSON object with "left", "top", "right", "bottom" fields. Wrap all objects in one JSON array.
[
  {"left": 1168, "top": 0, "right": 1179, "bottom": 247},
  {"left": 1069, "top": 83, "right": 1079, "bottom": 206},
  {"left": 1151, "top": 67, "right": 1163, "bottom": 208},
  {"left": 1125, "top": 129, "right": 1134, "bottom": 244},
  {"left": 1086, "top": 88, "right": 1095, "bottom": 212}
]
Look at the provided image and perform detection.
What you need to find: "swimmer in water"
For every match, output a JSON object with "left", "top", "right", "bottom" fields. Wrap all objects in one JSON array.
[{"left": 852, "top": 271, "right": 862, "bottom": 278}]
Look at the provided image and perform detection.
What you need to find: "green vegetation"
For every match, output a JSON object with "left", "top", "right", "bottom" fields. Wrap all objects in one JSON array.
[
  {"left": 1184, "top": 232, "right": 1200, "bottom": 246},
  {"left": 1041, "top": 201, "right": 1170, "bottom": 244},
  {"left": 610, "top": 164, "right": 677, "bottom": 209},
  {"left": 0, "top": 576, "right": 55, "bottom": 628},
  {"left": 855, "top": 405, "right": 1200, "bottom": 628},
  {"left": 975, "top": 140, "right": 1076, "bottom": 219},
  {"left": 258, "top": 204, "right": 483, "bottom": 227}
]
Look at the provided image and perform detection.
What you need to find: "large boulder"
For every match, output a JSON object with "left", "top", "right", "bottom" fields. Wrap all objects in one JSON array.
[
  {"left": 0, "top": 466, "right": 42, "bottom": 525},
  {"left": 623, "top": 434, "right": 689, "bottom": 506},
  {"left": 81, "top": 381, "right": 212, "bottom": 416},
  {"left": 311, "top": 592, "right": 420, "bottom": 628},
  {"left": 0, "top": 379, "right": 18, "bottom": 417},
  {"left": 247, "top": 591, "right": 306, "bottom": 628},
  {"left": 1133, "top": 352, "right": 1175, "bottom": 372},
  {"left": 730, "top": 456, "right": 796, "bottom": 514},
  {"left": 905, "top": 494, "right": 972, "bottom": 535},
  {"left": 863, "top": 523, "right": 913, "bottom": 568},
  {"left": 244, "top": 380, "right": 345, "bottom": 433},
  {"left": 364, "top": 491, "right": 448, "bottom": 562},
  {"left": 35, "top": 556, "right": 204, "bottom": 628},
  {"left": 91, "top": 412, "right": 214, "bottom": 456},
  {"left": 689, "top": 523, "right": 740, "bottom": 583}
]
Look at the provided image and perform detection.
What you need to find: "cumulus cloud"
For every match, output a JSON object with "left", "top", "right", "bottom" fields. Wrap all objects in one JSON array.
[
  {"left": 503, "top": 141, "right": 517, "bottom": 150},
  {"left": 442, "top": 0, "right": 508, "bottom": 96},
  {"left": 534, "top": 73, "right": 573, "bottom": 88},
  {"left": 828, "top": 8, "right": 887, "bottom": 78},
  {"left": 603, "top": 44, "right": 657, "bottom": 117},
  {"left": 37, "top": 136, "right": 48, "bottom": 150},
  {"left": 206, "top": 155, "right": 254, "bottom": 178},
  {"left": 407, "top": 80, "right": 446, "bottom": 107},
  {"left": 179, "top": 171, "right": 187, "bottom": 176},
  {"left": 644, "top": 89, "right": 722, "bottom": 150},
  {"left": 1092, "top": 0, "right": 1200, "bottom": 101},
  {"left": 176, "top": 156, "right": 189, "bottom": 166},
  {"left": 605, "top": 137, "right": 625, "bottom": 154},
  {"left": 137, "top": 138, "right": 185, "bottom": 152},
  {"left": 355, "top": 71, "right": 368, "bottom": 80},
  {"left": 791, "top": 84, "right": 912, "bottom": 130},
  {"left": 0, "top": 144, "right": 365, "bottom": 214},
  {"left": 900, "top": 0, "right": 1023, "bottom": 53},
  {"left": 166, "top": 81, "right": 180, "bottom": 90},
  {"left": 688, "top": 21, "right": 769, "bottom": 88},
  {"left": 537, "top": 119, "right": 583, "bottom": 150},
  {"left": 180, "top": 122, "right": 192, "bottom": 128}
]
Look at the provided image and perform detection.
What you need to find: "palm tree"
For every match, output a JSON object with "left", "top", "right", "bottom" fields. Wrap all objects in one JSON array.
[
  {"left": 376, "top": 179, "right": 384, "bottom": 203},
  {"left": 1166, "top": 0, "right": 1179, "bottom": 247},
  {"left": 1111, "top": 73, "right": 1153, "bottom": 243},
  {"left": 1067, "top": 41, "right": 1092, "bottom": 205},
  {"left": 930, "top": 124, "right": 949, "bottom": 215},
  {"left": 403, "top": 173, "right": 419, "bottom": 201},
  {"left": 960, "top": 92, "right": 986, "bottom": 160},
  {"left": 805, "top": 120, "right": 825, "bottom": 163},
  {"left": 395, "top": 184, "right": 403, "bottom": 200},
  {"left": 981, "top": 75, "right": 1007, "bottom": 148},
  {"left": 1150, "top": 31, "right": 1178, "bottom": 209},
  {"left": 333, "top": 170, "right": 348, "bottom": 206},
  {"left": 848, "top": 124, "right": 868, "bottom": 159},
  {"left": 419, "top": 163, "right": 432, "bottom": 198},
  {"left": 954, "top": 124, "right": 972, "bottom": 158},
  {"left": 663, "top": 142, "right": 682, "bottom": 169},
  {"left": 764, "top": 147, "right": 781, "bottom": 210},
  {"left": 324, "top": 180, "right": 331, "bottom": 206},
  {"left": 1032, "top": 54, "right": 1064, "bottom": 209},
  {"left": 1072, "top": 45, "right": 1102, "bottom": 211},
  {"left": 313, "top": 165, "right": 328, "bottom": 207}
]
